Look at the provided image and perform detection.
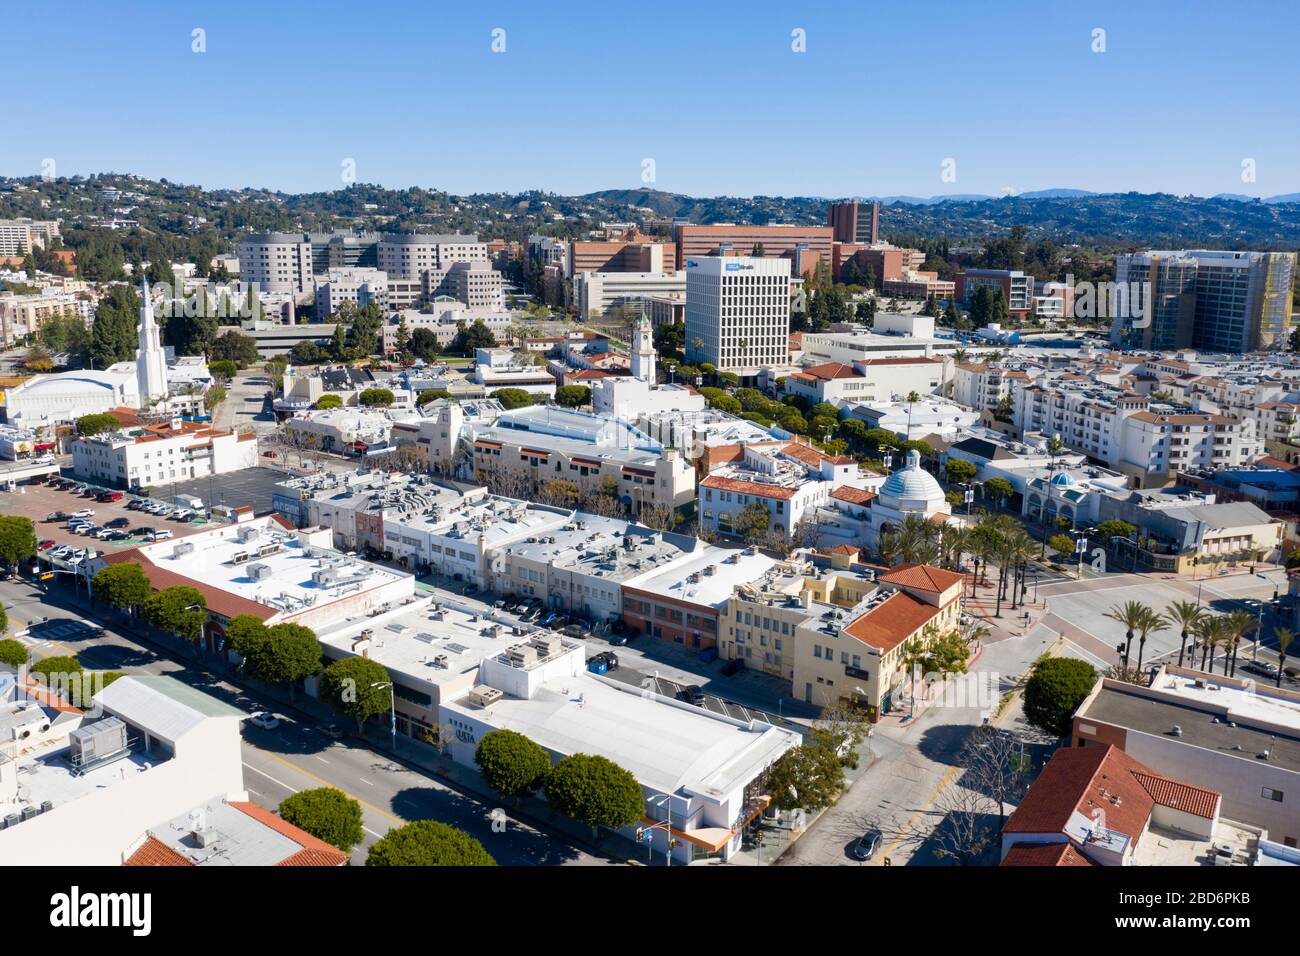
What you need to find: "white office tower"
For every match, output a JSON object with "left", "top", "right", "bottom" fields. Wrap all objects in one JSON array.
[
  {"left": 684, "top": 256, "right": 791, "bottom": 375},
  {"left": 631, "top": 310, "right": 655, "bottom": 383},
  {"left": 135, "top": 278, "right": 170, "bottom": 403}
]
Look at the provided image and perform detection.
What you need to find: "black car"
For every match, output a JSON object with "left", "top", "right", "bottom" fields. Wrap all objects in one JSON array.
[
  {"left": 104, "top": 530, "right": 131, "bottom": 542},
  {"left": 851, "top": 830, "right": 883, "bottom": 862},
  {"left": 679, "top": 685, "right": 707, "bottom": 706},
  {"left": 131, "top": 527, "right": 155, "bottom": 537},
  {"left": 105, "top": 517, "right": 130, "bottom": 529}
]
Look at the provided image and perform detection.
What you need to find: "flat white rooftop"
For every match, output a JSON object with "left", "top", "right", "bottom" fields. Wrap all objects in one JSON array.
[
  {"left": 626, "top": 546, "right": 778, "bottom": 609},
  {"left": 131, "top": 517, "right": 407, "bottom": 615},
  {"left": 446, "top": 670, "right": 799, "bottom": 800},
  {"left": 5, "top": 749, "right": 158, "bottom": 824},
  {"left": 1149, "top": 671, "right": 1300, "bottom": 730},
  {"left": 317, "top": 597, "right": 525, "bottom": 688}
]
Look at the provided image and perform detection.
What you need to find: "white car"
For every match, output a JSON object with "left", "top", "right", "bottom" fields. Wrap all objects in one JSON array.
[
  {"left": 71, "top": 509, "right": 94, "bottom": 518},
  {"left": 248, "top": 711, "right": 281, "bottom": 730},
  {"left": 146, "top": 529, "right": 173, "bottom": 541}
]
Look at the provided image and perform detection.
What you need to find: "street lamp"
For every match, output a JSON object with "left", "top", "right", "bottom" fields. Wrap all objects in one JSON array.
[
  {"left": 962, "top": 486, "right": 975, "bottom": 515},
  {"left": 1074, "top": 534, "right": 1088, "bottom": 579},
  {"left": 635, "top": 790, "right": 674, "bottom": 867},
  {"left": 370, "top": 681, "right": 397, "bottom": 751}
]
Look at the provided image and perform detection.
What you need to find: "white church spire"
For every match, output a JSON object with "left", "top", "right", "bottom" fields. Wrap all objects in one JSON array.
[
  {"left": 135, "top": 276, "right": 169, "bottom": 403},
  {"left": 630, "top": 305, "right": 655, "bottom": 384}
]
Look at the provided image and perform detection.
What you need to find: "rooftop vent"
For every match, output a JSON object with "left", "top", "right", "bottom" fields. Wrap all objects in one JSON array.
[{"left": 246, "top": 562, "right": 272, "bottom": 582}]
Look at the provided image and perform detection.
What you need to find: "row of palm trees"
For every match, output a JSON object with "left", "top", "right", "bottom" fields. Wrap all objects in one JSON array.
[
  {"left": 1104, "top": 599, "right": 1295, "bottom": 685},
  {"left": 876, "top": 511, "right": 1037, "bottom": 617}
]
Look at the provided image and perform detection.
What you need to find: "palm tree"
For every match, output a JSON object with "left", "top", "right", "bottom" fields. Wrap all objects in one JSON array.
[
  {"left": 1274, "top": 626, "right": 1295, "bottom": 688},
  {"left": 1223, "top": 610, "right": 1254, "bottom": 677},
  {"left": 900, "top": 638, "right": 929, "bottom": 712},
  {"left": 1195, "top": 616, "right": 1218, "bottom": 671},
  {"left": 1165, "top": 600, "right": 1204, "bottom": 668},
  {"left": 1104, "top": 601, "right": 1149, "bottom": 668},
  {"left": 1005, "top": 527, "right": 1036, "bottom": 610},
  {"left": 1134, "top": 607, "right": 1169, "bottom": 672},
  {"left": 905, "top": 390, "right": 921, "bottom": 435}
]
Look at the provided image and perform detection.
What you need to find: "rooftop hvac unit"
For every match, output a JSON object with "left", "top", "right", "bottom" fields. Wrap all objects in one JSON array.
[
  {"left": 68, "top": 717, "right": 128, "bottom": 770},
  {"left": 231, "top": 551, "right": 251, "bottom": 565},
  {"left": 237, "top": 526, "right": 260, "bottom": 544},
  {"left": 467, "top": 685, "right": 504, "bottom": 708},
  {"left": 530, "top": 634, "right": 562, "bottom": 658},
  {"left": 172, "top": 542, "right": 195, "bottom": 559},
  {"left": 247, "top": 562, "right": 272, "bottom": 582},
  {"left": 703, "top": 565, "right": 716, "bottom": 576},
  {"left": 256, "top": 542, "right": 281, "bottom": 557},
  {"left": 506, "top": 645, "right": 538, "bottom": 667},
  {"left": 313, "top": 567, "right": 340, "bottom": 586}
]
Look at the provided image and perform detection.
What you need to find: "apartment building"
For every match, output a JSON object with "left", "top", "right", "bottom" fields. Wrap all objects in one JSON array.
[
  {"left": 675, "top": 224, "right": 834, "bottom": 279},
  {"left": 950, "top": 361, "right": 1034, "bottom": 414},
  {"left": 313, "top": 267, "right": 388, "bottom": 317},
  {"left": 957, "top": 268, "right": 1034, "bottom": 315},
  {"left": 832, "top": 243, "right": 925, "bottom": 286},
  {"left": 0, "top": 218, "right": 60, "bottom": 256},
  {"left": 827, "top": 199, "right": 880, "bottom": 245},
  {"left": 684, "top": 256, "right": 791, "bottom": 375},
  {"left": 72, "top": 418, "right": 259, "bottom": 490},
  {"left": 0, "top": 292, "right": 84, "bottom": 347},
  {"left": 568, "top": 237, "right": 677, "bottom": 276}
]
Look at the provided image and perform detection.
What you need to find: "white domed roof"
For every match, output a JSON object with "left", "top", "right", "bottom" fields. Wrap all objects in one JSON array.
[
  {"left": 1050, "top": 471, "right": 1076, "bottom": 488},
  {"left": 880, "top": 450, "right": 944, "bottom": 502}
]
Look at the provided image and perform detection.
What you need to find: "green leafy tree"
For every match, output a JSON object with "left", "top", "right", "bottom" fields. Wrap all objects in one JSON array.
[
  {"left": 554, "top": 385, "right": 592, "bottom": 408},
  {"left": 1094, "top": 520, "right": 1137, "bottom": 542},
  {"left": 91, "top": 563, "right": 152, "bottom": 613},
  {"left": 475, "top": 729, "right": 552, "bottom": 800},
  {"left": 89, "top": 284, "right": 140, "bottom": 368},
  {"left": 544, "top": 753, "right": 645, "bottom": 836},
  {"left": 76, "top": 412, "right": 120, "bottom": 437},
  {"left": 209, "top": 330, "right": 259, "bottom": 368},
  {"left": 491, "top": 388, "right": 534, "bottom": 410},
  {"left": 243, "top": 622, "right": 321, "bottom": 698},
  {"left": 358, "top": 388, "right": 395, "bottom": 408},
  {"left": 30, "top": 654, "right": 84, "bottom": 684},
  {"left": 0, "top": 603, "right": 7, "bottom": 637},
  {"left": 0, "top": 516, "right": 37, "bottom": 567},
  {"left": 142, "top": 586, "right": 207, "bottom": 644},
  {"left": 319, "top": 656, "right": 393, "bottom": 732},
  {"left": 733, "top": 501, "right": 772, "bottom": 545},
  {"left": 453, "top": 320, "right": 498, "bottom": 353},
  {"left": 278, "top": 787, "right": 364, "bottom": 852},
  {"left": 1023, "top": 657, "right": 1097, "bottom": 738},
  {"left": 208, "top": 359, "right": 238, "bottom": 380},
  {"left": 944, "top": 458, "right": 978, "bottom": 485},
  {"left": 764, "top": 743, "right": 845, "bottom": 812},
  {"left": 1048, "top": 533, "right": 1075, "bottom": 557},
  {"left": 416, "top": 389, "right": 453, "bottom": 405},
  {"left": 982, "top": 477, "right": 1015, "bottom": 506},
  {"left": 315, "top": 393, "right": 343, "bottom": 409},
  {"left": 366, "top": 820, "right": 496, "bottom": 866},
  {"left": 0, "top": 638, "right": 27, "bottom": 670}
]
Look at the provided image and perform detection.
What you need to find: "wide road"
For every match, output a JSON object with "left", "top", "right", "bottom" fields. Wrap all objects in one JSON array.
[{"left": 0, "top": 576, "right": 610, "bottom": 866}]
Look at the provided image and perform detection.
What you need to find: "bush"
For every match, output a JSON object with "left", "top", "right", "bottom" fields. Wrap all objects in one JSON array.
[
  {"left": 76, "top": 412, "right": 119, "bottom": 437},
  {"left": 209, "top": 359, "right": 238, "bottom": 381},
  {"left": 279, "top": 787, "right": 364, "bottom": 852},
  {"left": 0, "top": 638, "right": 27, "bottom": 670},
  {"left": 315, "top": 393, "right": 343, "bottom": 409},
  {"left": 491, "top": 388, "right": 534, "bottom": 410},
  {"left": 1023, "top": 657, "right": 1098, "bottom": 738},
  {"left": 358, "top": 388, "right": 394, "bottom": 408},
  {"left": 366, "top": 820, "right": 496, "bottom": 866}
]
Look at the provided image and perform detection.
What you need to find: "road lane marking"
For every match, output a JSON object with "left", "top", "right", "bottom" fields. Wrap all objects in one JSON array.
[
  {"left": 314, "top": 756, "right": 330, "bottom": 765},
  {"left": 243, "top": 742, "right": 402, "bottom": 824}
]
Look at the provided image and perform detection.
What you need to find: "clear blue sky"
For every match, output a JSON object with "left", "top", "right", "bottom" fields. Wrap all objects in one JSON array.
[{"left": 5, "top": 0, "right": 1298, "bottom": 199}]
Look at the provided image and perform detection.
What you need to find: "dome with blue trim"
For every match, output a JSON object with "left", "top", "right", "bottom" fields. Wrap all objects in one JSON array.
[
  {"left": 879, "top": 448, "right": 944, "bottom": 502},
  {"left": 1049, "top": 472, "right": 1076, "bottom": 488}
]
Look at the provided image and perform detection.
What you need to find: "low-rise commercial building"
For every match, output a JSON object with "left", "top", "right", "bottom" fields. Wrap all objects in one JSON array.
[{"left": 72, "top": 418, "right": 258, "bottom": 490}]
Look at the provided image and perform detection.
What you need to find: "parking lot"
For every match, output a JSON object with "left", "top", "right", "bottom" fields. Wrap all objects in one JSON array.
[
  {"left": 159, "top": 465, "right": 293, "bottom": 515},
  {"left": 1, "top": 475, "right": 211, "bottom": 556}
]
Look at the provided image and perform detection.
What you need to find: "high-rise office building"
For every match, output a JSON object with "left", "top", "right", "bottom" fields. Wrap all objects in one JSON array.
[
  {"left": 1109, "top": 250, "right": 1296, "bottom": 353},
  {"left": 827, "top": 199, "right": 879, "bottom": 245},
  {"left": 684, "top": 256, "right": 791, "bottom": 375}
]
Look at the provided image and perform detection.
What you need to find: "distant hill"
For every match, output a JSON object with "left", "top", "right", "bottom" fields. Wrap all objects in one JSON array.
[{"left": 2, "top": 174, "right": 1299, "bottom": 253}]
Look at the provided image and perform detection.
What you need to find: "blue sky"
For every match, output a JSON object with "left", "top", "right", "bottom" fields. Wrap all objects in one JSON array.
[{"left": 5, "top": 0, "right": 1298, "bottom": 198}]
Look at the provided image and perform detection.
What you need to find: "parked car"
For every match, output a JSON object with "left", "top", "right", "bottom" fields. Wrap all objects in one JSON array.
[
  {"left": 248, "top": 711, "right": 281, "bottom": 730},
  {"left": 263, "top": 450, "right": 278, "bottom": 458},
  {"left": 562, "top": 624, "right": 588, "bottom": 638},
  {"left": 96, "top": 491, "right": 123, "bottom": 502},
  {"left": 49, "top": 546, "right": 72, "bottom": 559},
  {"left": 320, "top": 724, "right": 344, "bottom": 740},
  {"left": 131, "top": 527, "right": 155, "bottom": 538},
  {"left": 94, "top": 528, "right": 117, "bottom": 540},
  {"left": 126, "top": 499, "right": 145, "bottom": 511},
  {"left": 38, "top": 539, "right": 56, "bottom": 550},
  {"left": 146, "top": 529, "right": 173, "bottom": 541},
  {"left": 45, "top": 511, "right": 70, "bottom": 522},
  {"left": 105, "top": 517, "right": 130, "bottom": 529},
  {"left": 850, "top": 829, "right": 883, "bottom": 862},
  {"left": 1242, "top": 660, "right": 1280, "bottom": 679},
  {"left": 678, "top": 685, "right": 707, "bottom": 707},
  {"left": 70, "top": 509, "right": 94, "bottom": 518},
  {"left": 463, "top": 583, "right": 479, "bottom": 596},
  {"left": 606, "top": 631, "right": 628, "bottom": 646},
  {"left": 171, "top": 509, "right": 194, "bottom": 521},
  {"left": 104, "top": 530, "right": 130, "bottom": 542}
]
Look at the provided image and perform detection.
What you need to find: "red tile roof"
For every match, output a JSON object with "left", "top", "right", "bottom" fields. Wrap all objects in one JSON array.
[
  {"left": 802, "top": 362, "right": 859, "bottom": 380},
  {"left": 843, "top": 591, "right": 941, "bottom": 654},
  {"left": 781, "top": 440, "right": 855, "bottom": 467},
  {"left": 1000, "top": 842, "right": 1096, "bottom": 867},
  {"left": 700, "top": 474, "right": 797, "bottom": 500},
  {"left": 831, "top": 485, "right": 876, "bottom": 505},
  {"left": 825, "top": 544, "right": 859, "bottom": 555},
  {"left": 124, "top": 836, "right": 195, "bottom": 867},
  {"left": 1004, "top": 745, "right": 1220, "bottom": 844},
  {"left": 878, "top": 563, "right": 964, "bottom": 593},
  {"left": 228, "top": 802, "right": 349, "bottom": 866}
]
